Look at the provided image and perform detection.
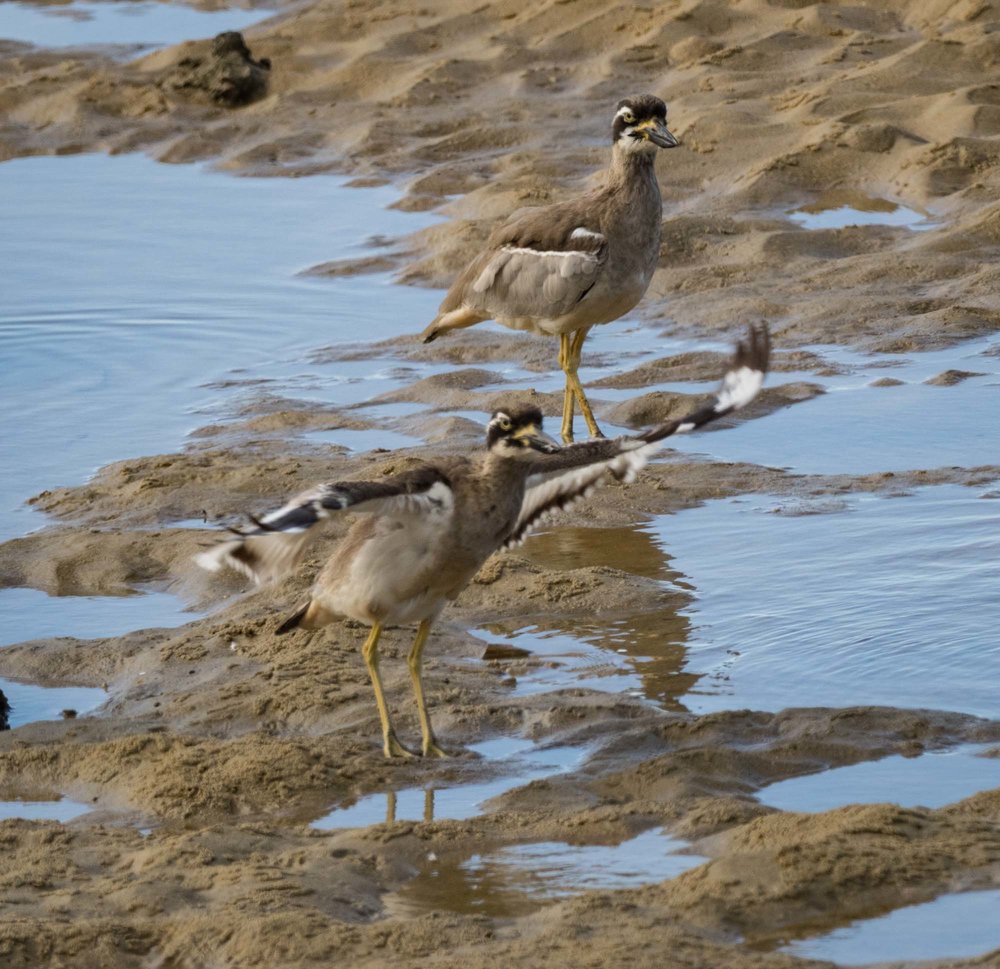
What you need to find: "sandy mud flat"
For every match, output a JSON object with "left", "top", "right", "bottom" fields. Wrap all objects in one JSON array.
[{"left": 1, "top": 1, "right": 1000, "bottom": 966}]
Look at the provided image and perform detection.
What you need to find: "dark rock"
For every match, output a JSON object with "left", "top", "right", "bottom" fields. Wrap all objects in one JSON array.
[
  {"left": 163, "top": 31, "right": 271, "bottom": 108},
  {"left": 0, "top": 688, "right": 9, "bottom": 730}
]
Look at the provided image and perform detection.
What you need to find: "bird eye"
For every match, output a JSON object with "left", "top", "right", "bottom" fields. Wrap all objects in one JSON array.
[
  {"left": 499, "top": 417, "right": 512, "bottom": 431},
  {"left": 622, "top": 110, "right": 636, "bottom": 124}
]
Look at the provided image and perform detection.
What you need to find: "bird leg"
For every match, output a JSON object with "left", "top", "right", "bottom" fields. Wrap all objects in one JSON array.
[
  {"left": 362, "top": 623, "right": 416, "bottom": 759},
  {"left": 566, "top": 328, "right": 604, "bottom": 439},
  {"left": 559, "top": 333, "right": 577, "bottom": 443},
  {"left": 407, "top": 619, "right": 448, "bottom": 758}
]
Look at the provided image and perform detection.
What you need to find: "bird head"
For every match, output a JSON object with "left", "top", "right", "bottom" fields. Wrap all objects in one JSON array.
[
  {"left": 486, "top": 405, "right": 560, "bottom": 457},
  {"left": 612, "top": 94, "right": 678, "bottom": 152}
]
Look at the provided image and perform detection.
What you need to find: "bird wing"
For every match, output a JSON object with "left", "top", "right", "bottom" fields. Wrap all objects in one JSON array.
[
  {"left": 466, "top": 215, "right": 608, "bottom": 321},
  {"left": 195, "top": 467, "right": 455, "bottom": 585},
  {"left": 507, "top": 324, "right": 771, "bottom": 546},
  {"left": 504, "top": 446, "right": 653, "bottom": 549}
]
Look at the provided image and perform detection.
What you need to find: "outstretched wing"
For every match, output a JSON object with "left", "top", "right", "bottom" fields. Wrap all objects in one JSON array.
[
  {"left": 504, "top": 446, "right": 652, "bottom": 549},
  {"left": 637, "top": 321, "right": 771, "bottom": 445},
  {"left": 506, "top": 324, "right": 771, "bottom": 547},
  {"left": 195, "top": 466, "right": 453, "bottom": 585}
]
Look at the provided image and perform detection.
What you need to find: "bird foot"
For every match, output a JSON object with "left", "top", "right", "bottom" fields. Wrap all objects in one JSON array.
[
  {"left": 383, "top": 733, "right": 419, "bottom": 759},
  {"left": 422, "top": 740, "right": 449, "bottom": 759}
]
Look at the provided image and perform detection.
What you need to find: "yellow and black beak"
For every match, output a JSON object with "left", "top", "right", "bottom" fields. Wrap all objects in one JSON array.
[
  {"left": 512, "top": 423, "right": 561, "bottom": 454},
  {"left": 636, "top": 117, "right": 679, "bottom": 148}
]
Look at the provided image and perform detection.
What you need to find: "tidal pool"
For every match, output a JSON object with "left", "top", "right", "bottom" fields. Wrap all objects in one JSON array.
[
  {"left": 314, "top": 738, "right": 586, "bottom": 829},
  {"left": 387, "top": 827, "right": 704, "bottom": 918}
]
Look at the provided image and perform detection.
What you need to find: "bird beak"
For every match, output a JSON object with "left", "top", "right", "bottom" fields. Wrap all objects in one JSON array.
[
  {"left": 637, "top": 118, "right": 679, "bottom": 148},
  {"left": 515, "top": 425, "right": 561, "bottom": 454}
]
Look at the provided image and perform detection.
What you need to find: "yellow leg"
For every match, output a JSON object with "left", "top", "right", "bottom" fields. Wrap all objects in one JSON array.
[
  {"left": 567, "top": 328, "right": 604, "bottom": 439},
  {"left": 407, "top": 619, "right": 447, "bottom": 757},
  {"left": 559, "top": 333, "right": 576, "bottom": 443},
  {"left": 362, "top": 623, "right": 416, "bottom": 759}
]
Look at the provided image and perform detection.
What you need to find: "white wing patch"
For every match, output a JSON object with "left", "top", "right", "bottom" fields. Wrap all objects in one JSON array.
[{"left": 715, "top": 365, "right": 765, "bottom": 414}]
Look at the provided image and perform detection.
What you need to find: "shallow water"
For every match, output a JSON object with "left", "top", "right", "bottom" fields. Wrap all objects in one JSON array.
[
  {"left": 476, "top": 609, "right": 696, "bottom": 713},
  {"left": 668, "top": 337, "right": 999, "bottom": 474},
  {"left": 0, "top": 586, "right": 196, "bottom": 647},
  {"left": 0, "top": 153, "right": 438, "bottom": 541},
  {"left": 313, "top": 738, "right": 586, "bottom": 829},
  {"left": 0, "top": 796, "right": 92, "bottom": 823},
  {"left": 0, "top": 0, "right": 271, "bottom": 49},
  {"left": 1, "top": 676, "right": 105, "bottom": 728},
  {"left": 0, "top": 586, "right": 197, "bottom": 727},
  {"left": 783, "top": 889, "right": 1000, "bottom": 964},
  {"left": 788, "top": 191, "right": 935, "bottom": 231},
  {"left": 760, "top": 744, "right": 1000, "bottom": 812},
  {"left": 654, "top": 484, "right": 1000, "bottom": 718},
  {"left": 387, "top": 827, "right": 704, "bottom": 918}
]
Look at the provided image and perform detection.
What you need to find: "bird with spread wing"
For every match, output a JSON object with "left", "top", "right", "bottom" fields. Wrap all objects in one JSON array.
[{"left": 197, "top": 325, "right": 770, "bottom": 758}]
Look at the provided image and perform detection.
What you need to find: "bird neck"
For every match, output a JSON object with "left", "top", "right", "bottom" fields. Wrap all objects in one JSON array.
[
  {"left": 482, "top": 451, "right": 534, "bottom": 487},
  {"left": 607, "top": 142, "right": 658, "bottom": 191}
]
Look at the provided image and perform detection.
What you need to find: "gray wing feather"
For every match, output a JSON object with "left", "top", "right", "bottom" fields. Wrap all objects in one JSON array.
[{"left": 469, "top": 244, "right": 605, "bottom": 321}]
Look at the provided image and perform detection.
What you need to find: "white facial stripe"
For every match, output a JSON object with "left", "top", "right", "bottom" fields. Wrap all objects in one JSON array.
[{"left": 615, "top": 105, "right": 635, "bottom": 120}]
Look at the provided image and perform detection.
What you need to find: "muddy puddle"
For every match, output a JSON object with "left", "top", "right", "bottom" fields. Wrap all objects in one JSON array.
[
  {"left": 0, "top": 796, "right": 92, "bottom": 823},
  {"left": 0, "top": 1, "right": 272, "bottom": 50},
  {"left": 760, "top": 743, "right": 1000, "bottom": 812},
  {"left": 387, "top": 827, "right": 704, "bottom": 919},
  {"left": 1, "top": 676, "right": 104, "bottom": 729},
  {"left": 788, "top": 191, "right": 936, "bottom": 232},
  {"left": 314, "top": 738, "right": 587, "bottom": 829},
  {"left": 781, "top": 888, "right": 1000, "bottom": 965}
]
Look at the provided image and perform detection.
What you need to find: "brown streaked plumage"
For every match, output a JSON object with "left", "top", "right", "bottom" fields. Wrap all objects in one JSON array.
[
  {"left": 420, "top": 94, "right": 679, "bottom": 443},
  {"left": 196, "top": 325, "right": 769, "bottom": 758}
]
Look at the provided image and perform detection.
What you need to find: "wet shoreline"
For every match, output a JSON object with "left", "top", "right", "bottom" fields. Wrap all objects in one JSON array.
[{"left": 3, "top": 1, "right": 1000, "bottom": 966}]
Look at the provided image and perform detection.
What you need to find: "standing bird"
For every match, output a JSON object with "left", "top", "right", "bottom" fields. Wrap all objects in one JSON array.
[
  {"left": 420, "top": 93, "right": 679, "bottom": 443},
  {"left": 197, "top": 326, "right": 769, "bottom": 758}
]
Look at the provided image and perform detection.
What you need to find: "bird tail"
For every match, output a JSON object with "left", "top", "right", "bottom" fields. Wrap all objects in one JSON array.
[
  {"left": 275, "top": 600, "right": 336, "bottom": 634},
  {"left": 420, "top": 306, "right": 485, "bottom": 344}
]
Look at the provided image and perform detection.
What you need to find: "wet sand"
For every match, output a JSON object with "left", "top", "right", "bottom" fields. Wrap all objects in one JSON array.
[{"left": 2, "top": 0, "right": 1000, "bottom": 966}]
